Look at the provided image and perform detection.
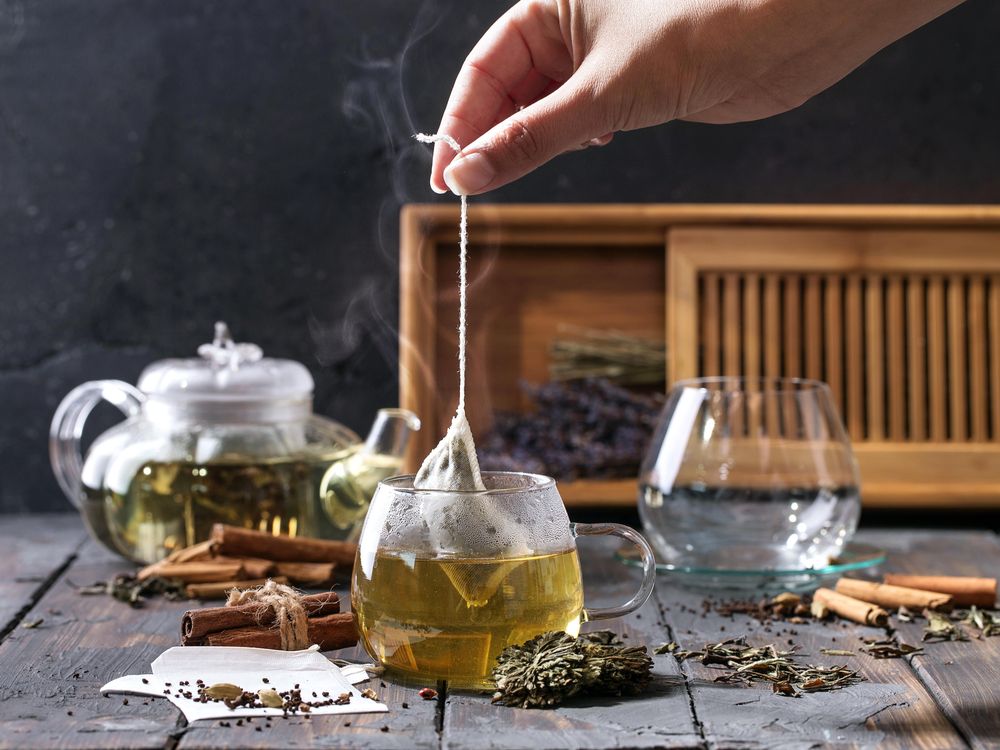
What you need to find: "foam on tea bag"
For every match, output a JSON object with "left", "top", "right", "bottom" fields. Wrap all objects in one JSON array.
[{"left": 413, "top": 133, "right": 529, "bottom": 604}]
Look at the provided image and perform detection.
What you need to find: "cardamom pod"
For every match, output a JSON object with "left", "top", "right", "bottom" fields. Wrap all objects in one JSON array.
[
  {"left": 204, "top": 683, "right": 244, "bottom": 701},
  {"left": 257, "top": 688, "right": 284, "bottom": 708}
]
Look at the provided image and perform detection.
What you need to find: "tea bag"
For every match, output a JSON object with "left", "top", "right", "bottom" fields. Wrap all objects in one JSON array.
[{"left": 413, "top": 134, "right": 529, "bottom": 604}]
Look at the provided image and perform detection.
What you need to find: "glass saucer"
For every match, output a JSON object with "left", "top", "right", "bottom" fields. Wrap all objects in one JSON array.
[{"left": 615, "top": 543, "right": 886, "bottom": 592}]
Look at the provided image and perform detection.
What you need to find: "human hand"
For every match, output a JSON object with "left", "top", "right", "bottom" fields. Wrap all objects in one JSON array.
[{"left": 429, "top": 0, "right": 963, "bottom": 195}]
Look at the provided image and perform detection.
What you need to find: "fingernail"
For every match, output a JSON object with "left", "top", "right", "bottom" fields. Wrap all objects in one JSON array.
[{"left": 443, "top": 153, "right": 494, "bottom": 195}]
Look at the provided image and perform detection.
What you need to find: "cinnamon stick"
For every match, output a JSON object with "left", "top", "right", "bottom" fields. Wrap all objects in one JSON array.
[
  {"left": 274, "top": 562, "right": 337, "bottom": 586},
  {"left": 165, "top": 539, "right": 217, "bottom": 563},
  {"left": 835, "top": 578, "right": 952, "bottom": 611},
  {"left": 883, "top": 574, "right": 997, "bottom": 608},
  {"left": 184, "top": 576, "right": 289, "bottom": 601},
  {"left": 198, "top": 612, "right": 358, "bottom": 651},
  {"left": 182, "top": 591, "right": 341, "bottom": 642},
  {"left": 210, "top": 524, "right": 357, "bottom": 567},
  {"left": 208, "top": 557, "right": 277, "bottom": 580},
  {"left": 813, "top": 587, "right": 889, "bottom": 627},
  {"left": 138, "top": 560, "right": 244, "bottom": 583}
]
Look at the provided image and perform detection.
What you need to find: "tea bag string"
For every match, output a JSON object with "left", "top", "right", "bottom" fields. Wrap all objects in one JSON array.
[
  {"left": 415, "top": 133, "right": 469, "bottom": 412},
  {"left": 226, "top": 579, "right": 310, "bottom": 651}
]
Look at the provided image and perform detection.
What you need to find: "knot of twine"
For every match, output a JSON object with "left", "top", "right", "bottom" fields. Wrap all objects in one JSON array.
[{"left": 226, "top": 580, "right": 310, "bottom": 651}]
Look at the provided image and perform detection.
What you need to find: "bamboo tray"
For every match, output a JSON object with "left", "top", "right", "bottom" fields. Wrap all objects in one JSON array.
[{"left": 400, "top": 204, "right": 1000, "bottom": 508}]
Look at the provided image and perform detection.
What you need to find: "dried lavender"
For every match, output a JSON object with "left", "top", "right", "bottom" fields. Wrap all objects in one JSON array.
[
  {"left": 491, "top": 630, "right": 653, "bottom": 709},
  {"left": 477, "top": 378, "right": 665, "bottom": 480},
  {"left": 661, "top": 636, "right": 863, "bottom": 697}
]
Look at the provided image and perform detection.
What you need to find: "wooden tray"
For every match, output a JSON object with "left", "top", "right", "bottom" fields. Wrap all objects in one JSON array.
[{"left": 400, "top": 204, "right": 1000, "bottom": 508}]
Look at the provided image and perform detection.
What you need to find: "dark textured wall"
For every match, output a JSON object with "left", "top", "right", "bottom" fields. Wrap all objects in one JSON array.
[{"left": 1, "top": 0, "right": 997, "bottom": 514}]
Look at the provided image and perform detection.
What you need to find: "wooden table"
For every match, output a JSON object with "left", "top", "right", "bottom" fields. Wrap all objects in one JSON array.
[{"left": 1, "top": 516, "right": 997, "bottom": 750}]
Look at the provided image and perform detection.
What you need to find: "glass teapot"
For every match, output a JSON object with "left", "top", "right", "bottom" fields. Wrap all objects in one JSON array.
[{"left": 50, "top": 322, "right": 420, "bottom": 564}]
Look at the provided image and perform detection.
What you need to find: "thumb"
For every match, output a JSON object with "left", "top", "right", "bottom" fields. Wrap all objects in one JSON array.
[{"left": 443, "top": 76, "right": 608, "bottom": 195}]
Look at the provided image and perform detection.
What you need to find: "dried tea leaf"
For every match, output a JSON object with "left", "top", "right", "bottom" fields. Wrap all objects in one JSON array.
[
  {"left": 491, "top": 630, "right": 652, "bottom": 709},
  {"left": 861, "top": 637, "right": 923, "bottom": 659},
  {"left": 72, "top": 574, "right": 185, "bottom": 608},
  {"left": 820, "top": 648, "right": 855, "bottom": 656},
  {"left": 654, "top": 641, "right": 679, "bottom": 654},
  {"left": 962, "top": 607, "right": 1000, "bottom": 638},
  {"left": 923, "top": 610, "right": 968, "bottom": 642},
  {"left": 257, "top": 688, "right": 283, "bottom": 708},
  {"left": 896, "top": 605, "right": 915, "bottom": 623},
  {"left": 20, "top": 618, "right": 44, "bottom": 629},
  {"left": 204, "top": 683, "right": 244, "bottom": 701}
]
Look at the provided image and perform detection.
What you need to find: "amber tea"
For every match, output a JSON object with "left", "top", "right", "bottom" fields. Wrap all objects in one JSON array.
[
  {"left": 98, "top": 453, "right": 344, "bottom": 564},
  {"left": 353, "top": 548, "right": 584, "bottom": 688}
]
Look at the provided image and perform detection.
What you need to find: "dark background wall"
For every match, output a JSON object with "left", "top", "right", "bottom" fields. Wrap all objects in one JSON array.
[{"left": 1, "top": 0, "right": 997, "bottom": 514}]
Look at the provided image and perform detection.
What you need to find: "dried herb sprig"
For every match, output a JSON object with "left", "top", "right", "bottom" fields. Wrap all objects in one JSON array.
[
  {"left": 660, "top": 636, "right": 863, "bottom": 697},
  {"left": 491, "top": 630, "right": 653, "bottom": 709},
  {"left": 74, "top": 574, "right": 185, "bottom": 608}
]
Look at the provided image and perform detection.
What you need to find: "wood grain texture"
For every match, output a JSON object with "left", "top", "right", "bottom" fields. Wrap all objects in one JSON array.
[
  {"left": 0, "top": 515, "right": 85, "bottom": 640},
  {"left": 859, "top": 530, "right": 1000, "bottom": 750}
]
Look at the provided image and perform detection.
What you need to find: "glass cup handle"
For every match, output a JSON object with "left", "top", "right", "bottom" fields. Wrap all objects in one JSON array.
[
  {"left": 49, "top": 380, "right": 145, "bottom": 509},
  {"left": 572, "top": 522, "right": 657, "bottom": 621}
]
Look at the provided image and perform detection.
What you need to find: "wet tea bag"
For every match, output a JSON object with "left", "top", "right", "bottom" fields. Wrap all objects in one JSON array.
[{"left": 413, "top": 134, "right": 529, "bottom": 604}]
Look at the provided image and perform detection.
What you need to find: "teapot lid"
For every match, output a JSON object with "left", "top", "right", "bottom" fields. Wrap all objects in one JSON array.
[{"left": 137, "top": 322, "right": 314, "bottom": 421}]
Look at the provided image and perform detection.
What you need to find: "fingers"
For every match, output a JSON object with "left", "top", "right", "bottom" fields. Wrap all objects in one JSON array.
[
  {"left": 443, "top": 74, "right": 611, "bottom": 195},
  {"left": 429, "top": 0, "right": 572, "bottom": 193}
]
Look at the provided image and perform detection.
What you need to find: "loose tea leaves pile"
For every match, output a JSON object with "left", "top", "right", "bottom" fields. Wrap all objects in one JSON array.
[
  {"left": 491, "top": 630, "right": 653, "bottom": 709},
  {"left": 75, "top": 574, "right": 186, "bottom": 608},
  {"left": 660, "top": 636, "right": 863, "bottom": 697}
]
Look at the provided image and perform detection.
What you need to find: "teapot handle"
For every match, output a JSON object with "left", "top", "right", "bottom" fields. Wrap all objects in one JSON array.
[{"left": 49, "top": 380, "right": 145, "bottom": 508}]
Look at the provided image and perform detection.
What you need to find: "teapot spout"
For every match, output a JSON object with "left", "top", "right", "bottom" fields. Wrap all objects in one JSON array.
[{"left": 363, "top": 408, "right": 421, "bottom": 459}]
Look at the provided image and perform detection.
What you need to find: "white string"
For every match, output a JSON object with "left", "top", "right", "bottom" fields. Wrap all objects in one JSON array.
[{"left": 415, "top": 133, "right": 469, "bottom": 411}]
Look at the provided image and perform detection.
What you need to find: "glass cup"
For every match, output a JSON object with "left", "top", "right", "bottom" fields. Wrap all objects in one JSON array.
[
  {"left": 351, "top": 471, "right": 656, "bottom": 688},
  {"left": 639, "top": 377, "right": 861, "bottom": 573}
]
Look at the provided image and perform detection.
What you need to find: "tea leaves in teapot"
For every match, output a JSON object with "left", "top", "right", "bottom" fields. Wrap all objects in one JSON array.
[{"left": 491, "top": 630, "right": 653, "bottom": 709}]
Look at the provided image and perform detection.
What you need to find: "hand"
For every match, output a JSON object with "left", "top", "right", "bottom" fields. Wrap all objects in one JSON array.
[{"left": 430, "top": 0, "right": 964, "bottom": 195}]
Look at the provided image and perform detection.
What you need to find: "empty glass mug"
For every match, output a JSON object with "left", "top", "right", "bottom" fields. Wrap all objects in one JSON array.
[
  {"left": 639, "top": 377, "right": 861, "bottom": 573},
  {"left": 352, "top": 472, "right": 656, "bottom": 688}
]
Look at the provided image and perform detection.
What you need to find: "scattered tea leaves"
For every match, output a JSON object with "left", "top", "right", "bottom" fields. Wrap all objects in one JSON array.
[
  {"left": 668, "top": 637, "right": 863, "bottom": 697},
  {"left": 492, "top": 630, "right": 653, "bottom": 709},
  {"left": 923, "top": 610, "right": 968, "bottom": 642},
  {"left": 961, "top": 607, "right": 999, "bottom": 638},
  {"left": 860, "top": 637, "right": 923, "bottom": 659},
  {"left": 73, "top": 574, "right": 185, "bottom": 608}
]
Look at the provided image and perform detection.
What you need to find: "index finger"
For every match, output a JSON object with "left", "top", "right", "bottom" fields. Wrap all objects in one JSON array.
[{"left": 429, "top": 1, "right": 571, "bottom": 193}]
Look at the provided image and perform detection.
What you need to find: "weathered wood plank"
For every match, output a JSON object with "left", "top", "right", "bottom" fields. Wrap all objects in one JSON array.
[
  {"left": 0, "top": 525, "right": 438, "bottom": 750},
  {"left": 860, "top": 530, "right": 1000, "bottom": 750},
  {"left": 441, "top": 537, "right": 703, "bottom": 750},
  {"left": 654, "top": 529, "right": 971, "bottom": 750},
  {"left": 0, "top": 540, "right": 181, "bottom": 750},
  {"left": 0, "top": 514, "right": 86, "bottom": 641}
]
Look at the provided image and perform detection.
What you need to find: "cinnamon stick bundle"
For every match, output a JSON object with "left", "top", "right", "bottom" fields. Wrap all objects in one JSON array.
[
  {"left": 184, "top": 576, "right": 289, "bottom": 601},
  {"left": 210, "top": 524, "right": 357, "bottom": 567},
  {"left": 182, "top": 591, "right": 341, "bottom": 644},
  {"left": 813, "top": 587, "right": 890, "bottom": 627},
  {"left": 199, "top": 613, "right": 357, "bottom": 651},
  {"left": 835, "top": 578, "right": 952, "bottom": 612},
  {"left": 883, "top": 574, "right": 997, "bottom": 608}
]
